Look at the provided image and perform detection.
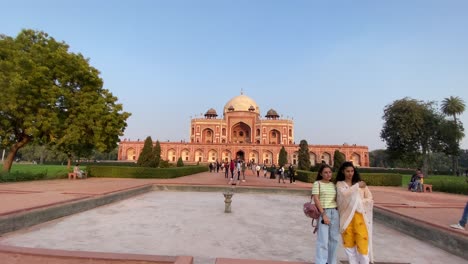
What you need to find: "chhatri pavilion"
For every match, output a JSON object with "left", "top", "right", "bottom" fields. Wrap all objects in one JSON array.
[{"left": 117, "top": 93, "right": 369, "bottom": 166}]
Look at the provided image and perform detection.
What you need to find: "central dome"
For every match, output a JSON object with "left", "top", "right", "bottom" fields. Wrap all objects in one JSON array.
[{"left": 223, "top": 94, "right": 260, "bottom": 115}]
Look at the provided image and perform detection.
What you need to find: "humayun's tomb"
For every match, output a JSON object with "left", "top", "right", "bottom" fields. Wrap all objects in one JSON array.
[{"left": 117, "top": 93, "right": 369, "bottom": 167}]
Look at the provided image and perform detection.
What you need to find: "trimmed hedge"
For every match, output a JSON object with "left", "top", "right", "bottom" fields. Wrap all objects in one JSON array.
[
  {"left": 0, "top": 171, "right": 47, "bottom": 182},
  {"left": 402, "top": 175, "right": 468, "bottom": 194},
  {"left": 296, "top": 170, "right": 316, "bottom": 183},
  {"left": 87, "top": 165, "right": 208, "bottom": 179},
  {"left": 43, "top": 161, "right": 138, "bottom": 167},
  {"left": 358, "top": 167, "right": 414, "bottom": 174},
  {"left": 296, "top": 170, "right": 401, "bottom": 186},
  {"left": 360, "top": 173, "right": 402, "bottom": 186}
]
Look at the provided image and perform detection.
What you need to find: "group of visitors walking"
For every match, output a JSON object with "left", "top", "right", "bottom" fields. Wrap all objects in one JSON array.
[
  {"left": 312, "top": 161, "right": 374, "bottom": 264},
  {"left": 215, "top": 159, "right": 298, "bottom": 185}
]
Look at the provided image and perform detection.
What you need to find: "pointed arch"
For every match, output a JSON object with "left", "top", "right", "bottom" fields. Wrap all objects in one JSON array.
[
  {"left": 262, "top": 150, "right": 273, "bottom": 165},
  {"left": 321, "top": 152, "right": 331, "bottom": 165},
  {"left": 222, "top": 150, "right": 232, "bottom": 162},
  {"left": 309, "top": 152, "right": 317, "bottom": 166},
  {"left": 181, "top": 148, "right": 190, "bottom": 161},
  {"left": 269, "top": 129, "right": 281, "bottom": 144},
  {"left": 351, "top": 153, "right": 361, "bottom": 166},
  {"left": 249, "top": 150, "right": 259, "bottom": 163},
  {"left": 202, "top": 128, "right": 214, "bottom": 143},
  {"left": 231, "top": 122, "right": 252, "bottom": 143},
  {"left": 167, "top": 148, "right": 177, "bottom": 162},
  {"left": 126, "top": 148, "right": 136, "bottom": 161},
  {"left": 195, "top": 149, "right": 204, "bottom": 162},
  {"left": 208, "top": 149, "right": 218, "bottom": 162}
]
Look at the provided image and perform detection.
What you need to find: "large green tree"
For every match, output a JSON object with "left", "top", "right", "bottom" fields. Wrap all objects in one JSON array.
[
  {"left": 0, "top": 29, "right": 130, "bottom": 172},
  {"left": 381, "top": 98, "right": 444, "bottom": 175},
  {"left": 278, "top": 146, "right": 288, "bottom": 167},
  {"left": 369, "top": 149, "right": 419, "bottom": 168},
  {"left": 137, "top": 136, "right": 155, "bottom": 167},
  {"left": 441, "top": 96, "right": 466, "bottom": 174},
  {"left": 297, "top": 139, "right": 311, "bottom": 170}
]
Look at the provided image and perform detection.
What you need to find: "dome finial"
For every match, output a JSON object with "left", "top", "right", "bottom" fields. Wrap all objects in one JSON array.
[{"left": 240, "top": 88, "right": 243, "bottom": 95}]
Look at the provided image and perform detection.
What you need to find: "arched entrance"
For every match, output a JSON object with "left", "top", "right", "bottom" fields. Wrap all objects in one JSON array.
[
  {"left": 126, "top": 148, "right": 136, "bottom": 161},
  {"left": 236, "top": 150, "right": 245, "bottom": 161},
  {"left": 249, "top": 150, "right": 259, "bottom": 164},
  {"left": 231, "top": 122, "right": 252, "bottom": 143},
  {"left": 269, "top": 129, "right": 281, "bottom": 144},
  {"left": 202, "top": 128, "right": 214, "bottom": 143},
  {"left": 222, "top": 150, "right": 232, "bottom": 162},
  {"left": 351, "top": 153, "right": 361, "bottom": 166}
]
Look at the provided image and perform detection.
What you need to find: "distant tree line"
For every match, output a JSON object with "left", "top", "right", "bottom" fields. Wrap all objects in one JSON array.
[
  {"left": 380, "top": 96, "right": 465, "bottom": 175},
  {"left": 369, "top": 149, "right": 468, "bottom": 174},
  {"left": 2, "top": 144, "right": 119, "bottom": 164}
]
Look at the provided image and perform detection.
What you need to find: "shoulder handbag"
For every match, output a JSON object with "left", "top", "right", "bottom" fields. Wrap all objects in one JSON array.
[{"left": 303, "top": 182, "right": 321, "bottom": 226}]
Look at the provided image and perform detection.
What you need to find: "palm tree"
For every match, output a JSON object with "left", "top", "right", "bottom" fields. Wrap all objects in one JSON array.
[
  {"left": 441, "top": 96, "right": 466, "bottom": 175},
  {"left": 441, "top": 96, "right": 466, "bottom": 123}
]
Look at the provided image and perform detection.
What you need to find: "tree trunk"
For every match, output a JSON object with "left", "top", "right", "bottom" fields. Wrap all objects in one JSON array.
[
  {"left": 452, "top": 155, "right": 457, "bottom": 175},
  {"left": 1, "top": 137, "right": 31, "bottom": 172},
  {"left": 67, "top": 155, "right": 71, "bottom": 169},
  {"left": 39, "top": 145, "right": 45, "bottom": 165},
  {"left": 422, "top": 151, "right": 429, "bottom": 177}
]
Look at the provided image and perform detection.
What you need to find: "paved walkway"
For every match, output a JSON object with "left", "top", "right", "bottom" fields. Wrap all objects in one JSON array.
[{"left": 0, "top": 170, "right": 466, "bottom": 263}]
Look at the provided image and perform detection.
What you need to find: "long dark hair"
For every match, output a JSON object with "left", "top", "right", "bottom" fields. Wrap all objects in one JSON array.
[
  {"left": 316, "top": 164, "right": 333, "bottom": 181},
  {"left": 335, "top": 161, "right": 361, "bottom": 184}
]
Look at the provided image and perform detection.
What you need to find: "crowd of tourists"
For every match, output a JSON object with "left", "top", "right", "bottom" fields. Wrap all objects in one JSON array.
[{"left": 208, "top": 159, "right": 297, "bottom": 184}]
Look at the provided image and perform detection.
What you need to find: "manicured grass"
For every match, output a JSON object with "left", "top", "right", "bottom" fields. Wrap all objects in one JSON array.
[
  {"left": 0, "top": 164, "right": 77, "bottom": 180},
  {"left": 401, "top": 174, "right": 468, "bottom": 194}
]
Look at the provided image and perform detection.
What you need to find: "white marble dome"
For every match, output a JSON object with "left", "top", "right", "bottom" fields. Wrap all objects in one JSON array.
[{"left": 223, "top": 94, "right": 260, "bottom": 114}]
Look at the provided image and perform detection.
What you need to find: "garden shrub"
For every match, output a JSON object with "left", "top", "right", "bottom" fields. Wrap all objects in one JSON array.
[
  {"left": 296, "top": 170, "right": 401, "bottom": 186},
  {"left": 87, "top": 165, "right": 208, "bottom": 179},
  {"left": 0, "top": 171, "right": 47, "bottom": 182}
]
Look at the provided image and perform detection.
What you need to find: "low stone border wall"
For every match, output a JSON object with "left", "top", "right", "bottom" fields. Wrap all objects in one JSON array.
[
  {"left": 374, "top": 206, "right": 468, "bottom": 260},
  {"left": 215, "top": 257, "right": 310, "bottom": 264},
  {"left": 152, "top": 184, "right": 311, "bottom": 196},
  {"left": 0, "top": 184, "right": 153, "bottom": 235},
  {"left": 0, "top": 245, "right": 193, "bottom": 264}
]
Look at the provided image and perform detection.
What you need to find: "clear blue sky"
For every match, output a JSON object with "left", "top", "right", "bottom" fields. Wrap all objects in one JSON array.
[{"left": 2, "top": 0, "right": 468, "bottom": 150}]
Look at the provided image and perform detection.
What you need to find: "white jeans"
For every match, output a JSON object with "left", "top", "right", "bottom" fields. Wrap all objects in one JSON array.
[
  {"left": 344, "top": 247, "right": 369, "bottom": 264},
  {"left": 315, "top": 208, "right": 340, "bottom": 264}
]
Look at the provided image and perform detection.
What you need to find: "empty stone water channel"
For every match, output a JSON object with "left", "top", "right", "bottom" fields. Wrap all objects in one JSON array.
[{"left": 0, "top": 191, "right": 465, "bottom": 264}]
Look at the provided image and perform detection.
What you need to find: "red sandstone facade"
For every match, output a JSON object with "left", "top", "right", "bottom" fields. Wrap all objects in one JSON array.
[{"left": 118, "top": 94, "right": 369, "bottom": 167}]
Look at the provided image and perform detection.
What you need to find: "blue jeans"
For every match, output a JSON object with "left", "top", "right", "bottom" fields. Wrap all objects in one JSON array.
[
  {"left": 459, "top": 201, "right": 468, "bottom": 227},
  {"left": 315, "top": 208, "right": 340, "bottom": 264}
]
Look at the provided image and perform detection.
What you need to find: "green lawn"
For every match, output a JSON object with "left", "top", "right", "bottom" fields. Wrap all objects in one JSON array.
[
  {"left": 0, "top": 164, "right": 80, "bottom": 179},
  {"left": 402, "top": 174, "right": 468, "bottom": 194}
]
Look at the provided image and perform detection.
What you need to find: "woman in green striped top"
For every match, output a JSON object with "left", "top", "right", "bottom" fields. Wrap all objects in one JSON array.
[{"left": 311, "top": 164, "right": 340, "bottom": 264}]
